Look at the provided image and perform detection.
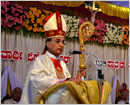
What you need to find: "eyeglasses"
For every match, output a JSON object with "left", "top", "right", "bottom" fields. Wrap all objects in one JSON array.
[{"left": 51, "top": 39, "right": 66, "bottom": 45}]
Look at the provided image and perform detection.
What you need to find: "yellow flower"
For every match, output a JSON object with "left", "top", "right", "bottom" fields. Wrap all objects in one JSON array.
[
  {"left": 38, "top": 9, "right": 42, "bottom": 14},
  {"left": 41, "top": 14, "right": 45, "bottom": 19},
  {"left": 31, "top": 15, "right": 34, "bottom": 19},
  {"left": 29, "top": 11, "right": 32, "bottom": 15},
  {"left": 28, "top": 26, "right": 32, "bottom": 30},
  {"left": 27, "top": 15, "right": 31, "bottom": 18},
  {"left": 31, "top": 19, "right": 34, "bottom": 23},
  {"left": 33, "top": 27, "right": 38, "bottom": 32},
  {"left": 30, "top": 7, "right": 34, "bottom": 11},
  {"left": 123, "top": 35, "right": 127, "bottom": 39},
  {"left": 25, "top": 20, "right": 29, "bottom": 24},
  {"left": 41, "top": 28, "right": 45, "bottom": 32},
  {"left": 34, "top": 23, "right": 38, "bottom": 27},
  {"left": 36, "top": 13, "right": 39, "bottom": 17},
  {"left": 39, "top": 22, "right": 43, "bottom": 26}
]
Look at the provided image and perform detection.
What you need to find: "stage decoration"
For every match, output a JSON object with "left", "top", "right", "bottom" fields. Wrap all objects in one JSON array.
[
  {"left": 40, "top": 1, "right": 85, "bottom": 7},
  {"left": 24, "top": 7, "right": 52, "bottom": 33},
  {"left": 1, "top": 1, "right": 129, "bottom": 48},
  {"left": 1, "top": 1, "right": 28, "bottom": 32},
  {"left": 120, "top": 25, "right": 129, "bottom": 45},
  {"left": 78, "top": 21, "right": 95, "bottom": 69},
  {"left": 62, "top": 15, "right": 79, "bottom": 38},
  {"left": 96, "top": 1, "right": 129, "bottom": 19},
  {"left": 103, "top": 23, "right": 124, "bottom": 45}
]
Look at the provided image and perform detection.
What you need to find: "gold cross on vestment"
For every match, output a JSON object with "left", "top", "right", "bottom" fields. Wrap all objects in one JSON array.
[
  {"left": 57, "top": 66, "right": 61, "bottom": 71},
  {"left": 49, "top": 31, "right": 54, "bottom": 36},
  {"left": 57, "top": 17, "right": 61, "bottom": 28}
]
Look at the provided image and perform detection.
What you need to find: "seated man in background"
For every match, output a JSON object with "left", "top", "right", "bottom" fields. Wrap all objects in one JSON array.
[
  {"left": 117, "top": 83, "right": 129, "bottom": 104},
  {"left": 2, "top": 87, "right": 22, "bottom": 104}
]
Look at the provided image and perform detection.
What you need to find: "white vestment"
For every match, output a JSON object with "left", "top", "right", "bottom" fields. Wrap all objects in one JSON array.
[
  {"left": 20, "top": 51, "right": 76, "bottom": 104},
  {"left": 2, "top": 98, "right": 19, "bottom": 104},
  {"left": 117, "top": 99, "right": 129, "bottom": 104}
]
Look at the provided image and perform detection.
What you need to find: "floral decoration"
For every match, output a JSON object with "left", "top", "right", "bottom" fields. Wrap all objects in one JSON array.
[
  {"left": 63, "top": 15, "right": 79, "bottom": 38},
  {"left": 120, "top": 25, "right": 129, "bottom": 45},
  {"left": 1, "top": 1, "right": 28, "bottom": 30},
  {"left": 103, "top": 23, "right": 124, "bottom": 45},
  {"left": 24, "top": 7, "right": 52, "bottom": 32}
]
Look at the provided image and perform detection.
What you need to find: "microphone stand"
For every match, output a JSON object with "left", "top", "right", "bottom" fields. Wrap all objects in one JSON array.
[{"left": 82, "top": 51, "right": 106, "bottom": 104}]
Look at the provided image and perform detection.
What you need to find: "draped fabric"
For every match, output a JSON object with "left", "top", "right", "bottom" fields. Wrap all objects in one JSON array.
[
  {"left": 111, "top": 75, "right": 121, "bottom": 104},
  {"left": 1, "top": 32, "right": 129, "bottom": 92},
  {"left": 40, "top": 1, "right": 85, "bottom": 7},
  {"left": 96, "top": 1, "right": 129, "bottom": 19},
  {"left": 1, "top": 66, "right": 23, "bottom": 100},
  {"left": 36, "top": 80, "right": 112, "bottom": 104}
]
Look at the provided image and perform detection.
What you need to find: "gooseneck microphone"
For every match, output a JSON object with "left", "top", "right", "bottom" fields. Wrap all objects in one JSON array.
[{"left": 69, "top": 49, "right": 83, "bottom": 54}]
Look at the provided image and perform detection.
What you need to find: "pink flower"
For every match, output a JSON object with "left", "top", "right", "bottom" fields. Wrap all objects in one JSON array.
[
  {"left": 24, "top": 6, "right": 28, "bottom": 10},
  {"left": 17, "top": 18, "right": 22, "bottom": 24},
  {"left": 98, "top": 39, "right": 102, "bottom": 43},
  {"left": 1, "top": 1, "right": 4, "bottom": 6},
  {"left": 1, "top": 22, "right": 3, "bottom": 26},
  {"left": 22, "top": 21, "right": 25, "bottom": 25},
  {"left": 7, "top": 22, "right": 13, "bottom": 27},
  {"left": 9, "top": 16, "right": 15, "bottom": 21},
  {"left": 14, "top": 13, "right": 19, "bottom": 16},
  {"left": 3, "top": 23, "right": 6, "bottom": 27},
  {"left": 19, "top": 10, "right": 23, "bottom": 13},
  {"left": 12, "top": 21, "right": 16, "bottom": 25},
  {"left": 4, "top": 1, "right": 9, "bottom": 5},
  {"left": 15, "top": 26, "right": 20, "bottom": 30},
  {"left": 101, "top": 36, "right": 104, "bottom": 40},
  {"left": 14, "top": 17, "right": 18, "bottom": 22},
  {"left": 4, "top": 17, "right": 8, "bottom": 23},
  {"left": 1, "top": 9, "right": 5, "bottom": 14},
  {"left": 5, "top": 13, "right": 9, "bottom": 17},
  {"left": 24, "top": 11, "right": 28, "bottom": 16}
]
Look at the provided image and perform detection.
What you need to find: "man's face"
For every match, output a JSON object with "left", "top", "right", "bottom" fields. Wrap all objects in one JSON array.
[
  {"left": 47, "top": 37, "right": 65, "bottom": 56},
  {"left": 12, "top": 88, "right": 22, "bottom": 102},
  {"left": 121, "top": 91, "right": 129, "bottom": 101}
]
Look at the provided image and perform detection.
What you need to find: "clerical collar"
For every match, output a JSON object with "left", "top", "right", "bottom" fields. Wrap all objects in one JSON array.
[{"left": 46, "top": 51, "right": 59, "bottom": 60}]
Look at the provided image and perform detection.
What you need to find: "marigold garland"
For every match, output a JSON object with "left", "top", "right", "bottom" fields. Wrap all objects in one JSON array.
[
  {"left": 24, "top": 7, "right": 52, "bottom": 33},
  {"left": 120, "top": 25, "right": 129, "bottom": 45}
]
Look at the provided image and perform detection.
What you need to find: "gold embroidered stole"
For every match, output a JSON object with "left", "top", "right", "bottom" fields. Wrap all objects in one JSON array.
[{"left": 51, "top": 58, "right": 65, "bottom": 79}]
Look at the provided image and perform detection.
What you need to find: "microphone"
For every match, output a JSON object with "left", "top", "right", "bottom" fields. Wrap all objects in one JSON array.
[{"left": 69, "top": 49, "right": 83, "bottom": 54}]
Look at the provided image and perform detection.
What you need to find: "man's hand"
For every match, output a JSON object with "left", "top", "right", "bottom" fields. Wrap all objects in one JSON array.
[
  {"left": 77, "top": 69, "right": 86, "bottom": 78},
  {"left": 73, "top": 76, "right": 82, "bottom": 85}
]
